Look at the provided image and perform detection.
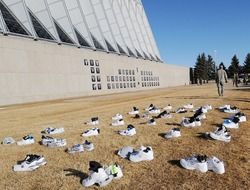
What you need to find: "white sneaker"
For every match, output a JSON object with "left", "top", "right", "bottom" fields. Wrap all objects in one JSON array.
[
  {"left": 82, "top": 161, "right": 112, "bottom": 187},
  {"left": 112, "top": 119, "right": 125, "bottom": 126},
  {"left": 180, "top": 155, "right": 208, "bottom": 173},
  {"left": 209, "top": 126, "right": 231, "bottom": 142},
  {"left": 47, "top": 138, "right": 67, "bottom": 147},
  {"left": 87, "top": 117, "right": 99, "bottom": 125},
  {"left": 164, "top": 128, "right": 181, "bottom": 139},
  {"left": 117, "top": 146, "right": 134, "bottom": 158},
  {"left": 145, "top": 104, "right": 154, "bottom": 111},
  {"left": 2, "top": 137, "right": 15, "bottom": 145},
  {"left": 67, "top": 144, "right": 84, "bottom": 154},
  {"left": 223, "top": 118, "right": 239, "bottom": 129},
  {"left": 42, "top": 127, "right": 64, "bottom": 135},
  {"left": 207, "top": 156, "right": 225, "bottom": 174},
  {"left": 148, "top": 118, "right": 156, "bottom": 125},
  {"left": 148, "top": 108, "right": 161, "bottom": 114},
  {"left": 129, "top": 146, "right": 154, "bottom": 162},
  {"left": 219, "top": 105, "right": 231, "bottom": 110},
  {"left": 82, "top": 128, "right": 100, "bottom": 137},
  {"left": 230, "top": 112, "right": 246, "bottom": 122},
  {"left": 83, "top": 140, "right": 94, "bottom": 151},
  {"left": 129, "top": 107, "right": 139, "bottom": 115},
  {"left": 119, "top": 125, "right": 136, "bottom": 136},
  {"left": 17, "top": 135, "right": 35, "bottom": 146},
  {"left": 13, "top": 154, "right": 46, "bottom": 172},
  {"left": 223, "top": 106, "right": 240, "bottom": 113},
  {"left": 176, "top": 107, "right": 187, "bottom": 113},
  {"left": 112, "top": 113, "right": 123, "bottom": 121},
  {"left": 183, "top": 103, "right": 194, "bottom": 109},
  {"left": 163, "top": 104, "right": 172, "bottom": 110},
  {"left": 105, "top": 164, "right": 123, "bottom": 179},
  {"left": 181, "top": 118, "right": 195, "bottom": 127}
]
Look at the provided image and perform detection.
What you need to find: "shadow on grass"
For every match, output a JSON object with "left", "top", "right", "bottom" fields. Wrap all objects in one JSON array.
[
  {"left": 166, "top": 122, "right": 181, "bottom": 127},
  {"left": 158, "top": 133, "right": 166, "bottom": 138},
  {"left": 196, "top": 132, "right": 214, "bottom": 141},
  {"left": 64, "top": 168, "right": 88, "bottom": 183},
  {"left": 168, "top": 160, "right": 182, "bottom": 168}
]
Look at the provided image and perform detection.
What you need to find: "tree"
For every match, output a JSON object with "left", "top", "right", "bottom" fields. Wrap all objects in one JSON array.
[
  {"left": 206, "top": 55, "right": 216, "bottom": 81},
  {"left": 194, "top": 53, "right": 207, "bottom": 84},
  {"left": 228, "top": 55, "right": 240, "bottom": 78},
  {"left": 243, "top": 53, "right": 250, "bottom": 74}
]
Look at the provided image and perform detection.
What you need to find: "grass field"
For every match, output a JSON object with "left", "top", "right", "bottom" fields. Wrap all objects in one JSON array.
[{"left": 0, "top": 83, "right": 249, "bottom": 190}]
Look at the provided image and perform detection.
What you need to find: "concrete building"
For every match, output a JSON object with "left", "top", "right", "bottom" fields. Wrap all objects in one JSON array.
[{"left": 0, "top": 0, "right": 189, "bottom": 106}]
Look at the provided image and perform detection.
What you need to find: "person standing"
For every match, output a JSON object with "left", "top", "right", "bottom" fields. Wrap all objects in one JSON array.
[
  {"left": 233, "top": 73, "right": 239, "bottom": 87},
  {"left": 216, "top": 63, "right": 228, "bottom": 96}
]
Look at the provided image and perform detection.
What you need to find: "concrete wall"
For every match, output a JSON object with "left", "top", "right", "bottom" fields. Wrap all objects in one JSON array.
[{"left": 0, "top": 35, "right": 189, "bottom": 106}]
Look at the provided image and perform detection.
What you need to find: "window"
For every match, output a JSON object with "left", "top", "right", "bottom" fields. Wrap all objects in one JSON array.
[
  {"left": 126, "top": 70, "right": 128, "bottom": 75},
  {"left": 133, "top": 83, "right": 136, "bottom": 87},
  {"left": 54, "top": 20, "right": 74, "bottom": 44},
  {"left": 133, "top": 77, "right": 135, "bottom": 81},
  {"left": 123, "top": 76, "right": 126, "bottom": 81},
  {"left": 132, "top": 70, "right": 135, "bottom": 75},
  {"left": 111, "top": 76, "right": 114, "bottom": 82},
  {"left": 90, "top": 67, "right": 95, "bottom": 73},
  {"left": 84, "top": 59, "right": 88, "bottom": 66},
  {"left": 122, "top": 70, "right": 125, "bottom": 75},
  {"left": 92, "top": 84, "right": 97, "bottom": 90},
  {"left": 129, "top": 70, "right": 131, "bottom": 75},
  {"left": 117, "top": 43, "right": 126, "bottom": 55},
  {"left": 126, "top": 76, "right": 129, "bottom": 81},
  {"left": 91, "top": 34, "right": 105, "bottom": 50},
  {"left": 112, "top": 83, "right": 115, "bottom": 89},
  {"left": 115, "top": 76, "right": 118, "bottom": 81},
  {"left": 91, "top": 76, "right": 96, "bottom": 82},
  {"left": 95, "top": 60, "right": 99, "bottom": 66},
  {"left": 98, "top": 84, "right": 102, "bottom": 90},
  {"left": 96, "top": 67, "right": 100, "bottom": 74},
  {"left": 107, "top": 76, "right": 110, "bottom": 82},
  {"left": 90, "top": 60, "right": 94, "bottom": 66},
  {"left": 141, "top": 77, "right": 144, "bottom": 81},
  {"left": 116, "top": 83, "right": 119, "bottom": 89},
  {"left": 74, "top": 28, "right": 90, "bottom": 47},
  {"left": 127, "top": 83, "right": 129, "bottom": 88},
  {"left": 105, "top": 39, "right": 116, "bottom": 53},
  {"left": 107, "top": 83, "right": 111, "bottom": 89},
  {"left": 97, "top": 76, "right": 101, "bottom": 82},
  {"left": 130, "top": 83, "right": 133, "bottom": 88},
  {"left": 123, "top": 83, "right": 126, "bottom": 88},
  {"left": 120, "top": 83, "right": 123, "bottom": 88},
  {"left": 119, "top": 76, "right": 122, "bottom": 81},
  {"left": 118, "top": 69, "right": 121, "bottom": 75}
]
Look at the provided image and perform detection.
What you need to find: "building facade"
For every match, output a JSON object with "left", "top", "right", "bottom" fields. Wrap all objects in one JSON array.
[{"left": 0, "top": 0, "right": 189, "bottom": 106}]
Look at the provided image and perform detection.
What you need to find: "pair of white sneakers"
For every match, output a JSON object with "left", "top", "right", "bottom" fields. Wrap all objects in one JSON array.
[
  {"left": 111, "top": 113, "right": 125, "bottom": 126},
  {"left": 82, "top": 161, "right": 123, "bottom": 187},
  {"left": 219, "top": 105, "right": 240, "bottom": 113},
  {"left": 164, "top": 128, "right": 181, "bottom": 139},
  {"left": 181, "top": 117, "right": 201, "bottom": 127},
  {"left": 180, "top": 155, "right": 225, "bottom": 174},
  {"left": 209, "top": 126, "right": 231, "bottom": 142},
  {"left": 13, "top": 154, "right": 46, "bottom": 172},
  {"left": 118, "top": 125, "right": 136, "bottom": 136},
  {"left": 118, "top": 146, "right": 154, "bottom": 162},
  {"left": 82, "top": 128, "right": 100, "bottom": 137},
  {"left": 67, "top": 140, "right": 94, "bottom": 153},
  {"left": 41, "top": 135, "right": 67, "bottom": 147}
]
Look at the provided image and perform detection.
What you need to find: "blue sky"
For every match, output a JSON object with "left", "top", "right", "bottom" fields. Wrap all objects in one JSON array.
[{"left": 143, "top": 0, "right": 250, "bottom": 68}]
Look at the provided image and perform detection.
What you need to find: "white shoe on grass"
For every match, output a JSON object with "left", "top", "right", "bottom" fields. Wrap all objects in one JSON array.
[
  {"left": 180, "top": 155, "right": 208, "bottom": 173},
  {"left": 207, "top": 156, "right": 225, "bottom": 174},
  {"left": 128, "top": 146, "right": 154, "bottom": 162},
  {"left": 164, "top": 128, "right": 181, "bottom": 139},
  {"left": 17, "top": 135, "right": 35, "bottom": 146},
  {"left": 112, "top": 114, "right": 123, "bottom": 120},
  {"left": 112, "top": 119, "right": 125, "bottom": 126},
  {"left": 82, "top": 128, "right": 100, "bottom": 137},
  {"left": 119, "top": 125, "right": 136, "bottom": 136}
]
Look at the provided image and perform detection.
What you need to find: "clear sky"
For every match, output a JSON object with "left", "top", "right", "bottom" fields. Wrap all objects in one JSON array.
[{"left": 142, "top": 0, "right": 250, "bottom": 68}]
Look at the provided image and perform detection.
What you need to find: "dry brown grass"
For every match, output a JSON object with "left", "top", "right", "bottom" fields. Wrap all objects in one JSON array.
[{"left": 0, "top": 83, "right": 249, "bottom": 190}]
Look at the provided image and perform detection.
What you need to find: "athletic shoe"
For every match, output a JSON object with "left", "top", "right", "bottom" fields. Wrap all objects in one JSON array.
[
  {"left": 47, "top": 138, "right": 67, "bottom": 147},
  {"left": 176, "top": 107, "right": 187, "bottom": 113},
  {"left": 209, "top": 126, "right": 231, "bottom": 142},
  {"left": 207, "top": 156, "right": 225, "bottom": 174},
  {"left": 193, "top": 107, "right": 207, "bottom": 120},
  {"left": 42, "top": 127, "right": 64, "bottom": 135},
  {"left": 219, "top": 105, "right": 231, "bottom": 111},
  {"left": 112, "top": 114, "right": 123, "bottom": 121},
  {"left": 2, "top": 137, "right": 15, "bottom": 145},
  {"left": 82, "top": 161, "right": 112, "bottom": 187},
  {"left": 148, "top": 118, "right": 156, "bottom": 125},
  {"left": 230, "top": 112, "right": 246, "bottom": 122},
  {"left": 145, "top": 104, "right": 154, "bottom": 111},
  {"left": 148, "top": 107, "right": 160, "bottom": 114},
  {"left": 105, "top": 163, "right": 123, "bottom": 179},
  {"left": 129, "top": 107, "right": 139, "bottom": 115},
  {"left": 183, "top": 103, "right": 194, "bottom": 109},
  {"left": 193, "top": 106, "right": 208, "bottom": 114},
  {"left": 180, "top": 155, "right": 208, "bottom": 173},
  {"left": 112, "top": 119, "right": 125, "bottom": 126},
  {"left": 164, "top": 128, "right": 181, "bottom": 139},
  {"left": 181, "top": 118, "right": 196, "bottom": 127},
  {"left": 13, "top": 154, "right": 46, "bottom": 172},
  {"left": 17, "top": 135, "right": 35, "bottom": 146},
  {"left": 83, "top": 140, "right": 94, "bottom": 151},
  {"left": 87, "top": 117, "right": 99, "bottom": 125},
  {"left": 67, "top": 144, "right": 84, "bottom": 154},
  {"left": 223, "top": 117, "right": 240, "bottom": 129},
  {"left": 117, "top": 146, "right": 134, "bottom": 158},
  {"left": 82, "top": 128, "right": 100, "bottom": 136},
  {"left": 156, "top": 111, "right": 172, "bottom": 119},
  {"left": 163, "top": 104, "right": 172, "bottom": 110},
  {"left": 128, "top": 146, "right": 154, "bottom": 162},
  {"left": 223, "top": 106, "right": 239, "bottom": 113},
  {"left": 119, "top": 124, "right": 136, "bottom": 136}
]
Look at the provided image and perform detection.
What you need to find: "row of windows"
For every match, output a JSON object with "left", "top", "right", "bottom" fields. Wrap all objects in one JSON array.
[
  {"left": 141, "top": 71, "right": 153, "bottom": 76},
  {"left": 107, "top": 75, "right": 136, "bottom": 82},
  {"left": 142, "top": 82, "right": 160, "bottom": 87},
  {"left": 92, "top": 75, "right": 101, "bottom": 82},
  {"left": 84, "top": 59, "right": 99, "bottom": 66},
  {"left": 141, "top": 76, "right": 160, "bottom": 82},
  {"left": 107, "top": 83, "right": 136, "bottom": 89},
  {"left": 118, "top": 69, "right": 135, "bottom": 75},
  {"left": 92, "top": 83, "right": 102, "bottom": 90},
  {"left": 91, "top": 67, "right": 100, "bottom": 74}
]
